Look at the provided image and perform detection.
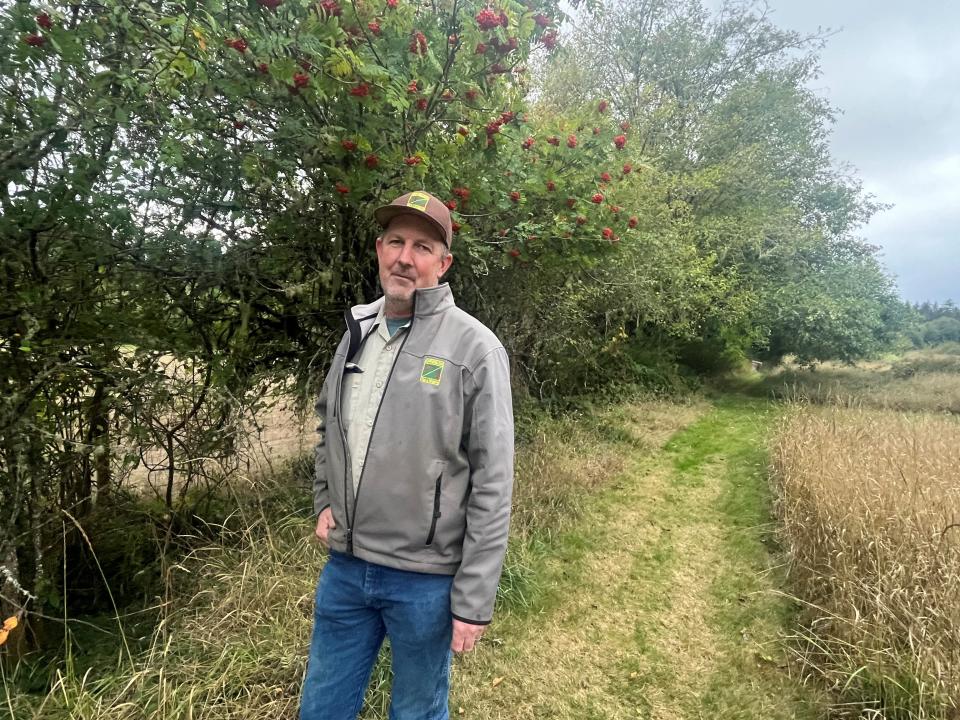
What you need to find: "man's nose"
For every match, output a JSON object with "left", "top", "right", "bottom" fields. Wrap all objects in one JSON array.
[{"left": 397, "top": 242, "right": 415, "bottom": 265}]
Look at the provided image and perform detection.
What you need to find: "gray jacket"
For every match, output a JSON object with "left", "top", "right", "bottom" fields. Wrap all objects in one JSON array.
[{"left": 313, "top": 283, "right": 514, "bottom": 625}]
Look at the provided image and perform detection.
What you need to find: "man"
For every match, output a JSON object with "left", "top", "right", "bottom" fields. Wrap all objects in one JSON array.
[{"left": 300, "top": 190, "right": 514, "bottom": 720}]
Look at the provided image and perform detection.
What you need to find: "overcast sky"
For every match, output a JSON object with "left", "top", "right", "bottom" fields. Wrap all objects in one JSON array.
[{"left": 758, "top": 0, "right": 960, "bottom": 304}]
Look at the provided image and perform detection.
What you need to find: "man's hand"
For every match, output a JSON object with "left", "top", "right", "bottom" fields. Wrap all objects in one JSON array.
[
  {"left": 451, "top": 619, "right": 486, "bottom": 653},
  {"left": 315, "top": 507, "right": 335, "bottom": 547}
]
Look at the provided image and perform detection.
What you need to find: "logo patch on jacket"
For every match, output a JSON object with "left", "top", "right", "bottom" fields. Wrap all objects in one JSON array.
[{"left": 420, "top": 357, "right": 445, "bottom": 386}]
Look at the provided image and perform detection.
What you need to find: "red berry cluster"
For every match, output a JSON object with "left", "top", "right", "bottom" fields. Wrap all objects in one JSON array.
[
  {"left": 368, "top": 20, "right": 381, "bottom": 34},
  {"left": 445, "top": 200, "right": 457, "bottom": 210},
  {"left": 509, "top": 191, "right": 521, "bottom": 203},
  {"left": 521, "top": 137, "right": 535, "bottom": 150},
  {"left": 365, "top": 154, "right": 379, "bottom": 168},
  {"left": 409, "top": 31, "right": 427, "bottom": 55},
  {"left": 407, "top": 80, "right": 419, "bottom": 94},
  {"left": 546, "top": 136, "right": 559, "bottom": 146},
  {"left": 542, "top": 30, "right": 558, "bottom": 50},
  {"left": 36, "top": 13, "right": 53, "bottom": 30},
  {"left": 320, "top": 0, "right": 342, "bottom": 17},
  {"left": 598, "top": 100, "right": 609, "bottom": 113},
  {"left": 350, "top": 83, "right": 370, "bottom": 97},
  {"left": 622, "top": 163, "right": 632, "bottom": 174},
  {"left": 475, "top": 7, "right": 501, "bottom": 30},
  {"left": 25, "top": 34, "right": 45, "bottom": 46},
  {"left": 465, "top": 89, "right": 479, "bottom": 101},
  {"left": 292, "top": 72, "right": 310, "bottom": 89},
  {"left": 546, "top": 181, "right": 556, "bottom": 191},
  {"left": 566, "top": 134, "right": 578, "bottom": 148},
  {"left": 386, "top": 0, "right": 397, "bottom": 8},
  {"left": 600, "top": 172, "right": 612, "bottom": 182},
  {"left": 591, "top": 193, "right": 604, "bottom": 204},
  {"left": 453, "top": 187, "right": 470, "bottom": 200},
  {"left": 415, "top": 98, "right": 428, "bottom": 111},
  {"left": 441, "top": 89, "right": 455, "bottom": 101},
  {"left": 341, "top": 139, "right": 357, "bottom": 152},
  {"left": 336, "top": 182, "right": 350, "bottom": 194},
  {"left": 614, "top": 134, "right": 627, "bottom": 149},
  {"left": 404, "top": 156, "right": 422, "bottom": 166},
  {"left": 534, "top": 14, "right": 551, "bottom": 27},
  {"left": 227, "top": 38, "right": 248, "bottom": 52},
  {"left": 628, "top": 216, "right": 638, "bottom": 228}
]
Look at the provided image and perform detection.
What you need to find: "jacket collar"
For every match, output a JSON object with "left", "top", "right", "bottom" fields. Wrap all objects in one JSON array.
[
  {"left": 345, "top": 284, "right": 455, "bottom": 362},
  {"left": 348, "top": 283, "right": 455, "bottom": 322}
]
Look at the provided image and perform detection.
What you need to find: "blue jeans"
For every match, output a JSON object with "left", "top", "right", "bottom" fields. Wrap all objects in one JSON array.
[{"left": 300, "top": 550, "right": 454, "bottom": 720}]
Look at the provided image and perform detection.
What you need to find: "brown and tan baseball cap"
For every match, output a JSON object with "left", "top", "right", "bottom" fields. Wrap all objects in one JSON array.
[{"left": 374, "top": 190, "right": 453, "bottom": 248}]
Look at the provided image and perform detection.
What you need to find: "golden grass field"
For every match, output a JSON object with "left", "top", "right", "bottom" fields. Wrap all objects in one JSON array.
[
  {"left": 762, "top": 349, "right": 960, "bottom": 414},
  {"left": 772, "top": 404, "right": 960, "bottom": 717}
]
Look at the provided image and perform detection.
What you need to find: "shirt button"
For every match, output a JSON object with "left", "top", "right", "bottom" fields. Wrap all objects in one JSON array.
[
  {"left": 367, "top": 419, "right": 373, "bottom": 426},
  {"left": 376, "top": 381, "right": 383, "bottom": 388}
]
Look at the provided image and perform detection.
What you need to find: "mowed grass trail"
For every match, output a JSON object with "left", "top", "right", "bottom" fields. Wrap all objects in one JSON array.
[{"left": 450, "top": 396, "right": 828, "bottom": 719}]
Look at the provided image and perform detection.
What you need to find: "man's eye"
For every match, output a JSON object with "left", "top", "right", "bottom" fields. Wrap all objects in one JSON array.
[{"left": 416, "top": 244, "right": 431, "bottom": 253}]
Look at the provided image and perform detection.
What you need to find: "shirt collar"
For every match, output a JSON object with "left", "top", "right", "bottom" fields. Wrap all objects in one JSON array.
[{"left": 373, "top": 305, "right": 411, "bottom": 341}]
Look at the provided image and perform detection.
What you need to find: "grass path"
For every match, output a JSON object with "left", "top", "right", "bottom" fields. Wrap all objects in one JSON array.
[{"left": 450, "top": 395, "right": 829, "bottom": 719}]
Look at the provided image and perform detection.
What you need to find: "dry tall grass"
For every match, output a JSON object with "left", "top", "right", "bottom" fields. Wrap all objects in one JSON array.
[
  {"left": 762, "top": 349, "right": 960, "bottom": 414},
  {"left": 772, "top": 405, "right": 960, "bottom": 717},
  {"left": 5, "top": 398, "right": 699, "bottom": 720}
]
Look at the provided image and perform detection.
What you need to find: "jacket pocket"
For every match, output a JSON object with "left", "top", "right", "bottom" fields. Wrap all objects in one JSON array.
[{"left": 425, "top": 472, "right": 443, "bottom": 546}]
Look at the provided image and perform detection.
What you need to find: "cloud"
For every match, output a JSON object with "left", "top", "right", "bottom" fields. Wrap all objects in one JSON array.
[{"left": 767, "top": 0, "right": 960, "bottom": 301}]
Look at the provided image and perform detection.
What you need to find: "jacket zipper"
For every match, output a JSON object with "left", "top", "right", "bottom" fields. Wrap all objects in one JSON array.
[
  {"left": 425, "top": 473, "right": 443, "bottom": 546},
  {"left": 346, "top": 296, "right": 416, "bottom": 553},
  {"left": 334, "top": 348, "right": 352, "bottom": 550}
]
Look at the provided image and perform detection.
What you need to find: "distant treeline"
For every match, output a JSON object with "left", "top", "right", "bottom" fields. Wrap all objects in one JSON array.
[{"left": 907, "top": 301, "right": 960, "bottom": 346}]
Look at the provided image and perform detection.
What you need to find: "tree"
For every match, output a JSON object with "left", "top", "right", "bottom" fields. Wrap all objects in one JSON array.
[
  {"left": 2, "top": 0, "right": 656, "bottom": 634},
  {"left": 532, "top": 0, "right": 903, "bottom": 367}
]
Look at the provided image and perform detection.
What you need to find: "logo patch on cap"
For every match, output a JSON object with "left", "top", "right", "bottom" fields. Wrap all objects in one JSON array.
[
  {"left": 406, "top": 191, "right": 431, "bottom": 212},
  {"left": 420, "top": 357, "right": 445, "bottom": 386}
]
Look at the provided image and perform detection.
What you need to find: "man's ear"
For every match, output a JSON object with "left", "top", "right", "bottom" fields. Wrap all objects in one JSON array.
[{"left": 438, "top": 251, "right": 454, "bottom": 279}]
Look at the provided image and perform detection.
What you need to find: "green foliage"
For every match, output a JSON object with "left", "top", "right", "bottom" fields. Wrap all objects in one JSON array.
[{"left": 533, "top": 0, "right": 905, "bottom": 368}]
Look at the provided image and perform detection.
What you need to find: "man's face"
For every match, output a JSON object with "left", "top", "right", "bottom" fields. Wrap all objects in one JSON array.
[{"left": 376, "top": 214, "right": 453, "bottom": 307}]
